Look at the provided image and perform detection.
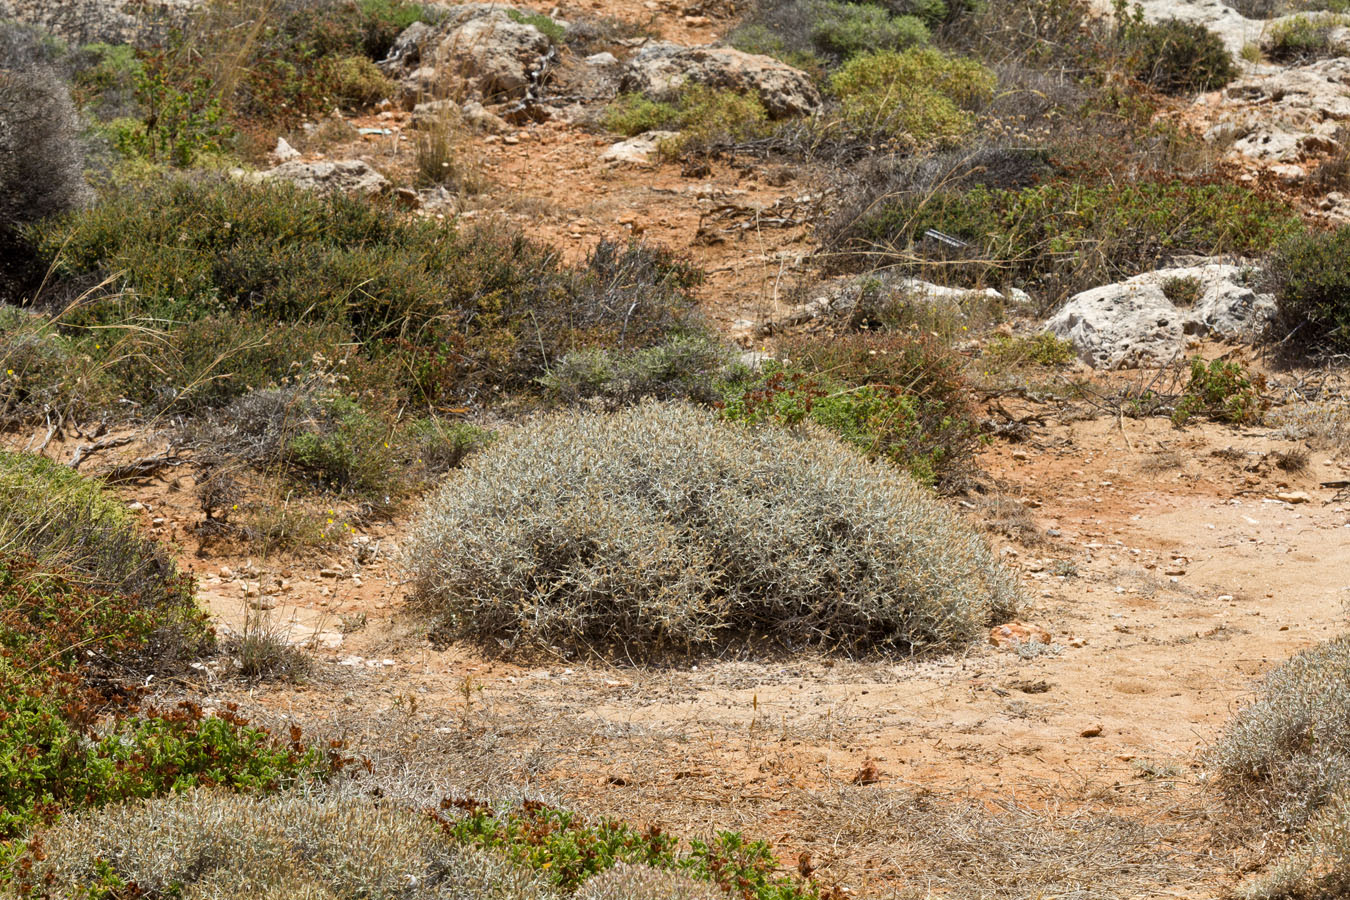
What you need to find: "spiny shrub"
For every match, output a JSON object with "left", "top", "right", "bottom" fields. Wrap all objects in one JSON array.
[
  {"left": 541, "top": 334, "right": 739, "bottom": 409},
  {"left": 0, "top": 64, "right": 90, "bottom": 301},
  {"left": 1265, "top": 226, "right": 1350, "bottom": 355},
  {"left": 1171, "top": 356, "right": 1267, "bottom": 425},
  {"left": 1211, "top": 636, "right": 1350, "bottom": 898},
  {"left": 1122, "top": 17, "right": 1236, "bottom": 95},
  {"left": 405, "top": 402, "right": 1019, "bottom": 659},
  {"left": 30, "top": 177, "right": 701, "bottom": 408},
  {"left": 15, "top": 790, "right": 548, "bottom": 900},
  {"left": 828, "top": 48, "right": 995, "bottom": 148},
  {"left": 722, "top": 333, "right": 981, "bottom": 487},
  {"left": 578, "top": 864, "right": 721, "bottom": 900}
]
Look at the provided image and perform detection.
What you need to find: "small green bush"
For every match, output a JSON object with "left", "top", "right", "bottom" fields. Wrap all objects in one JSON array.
[
  {"left": 1265, "top": 226, "right": 1350, "bottom": 355},
  {"left": 809, "top": 2, "right": 929, "bottom": 58},
  {"left": 983, "top": 333, "right": 1077, "bottom": 367},
  {"left": 1264, "top": 13, "right": 1342, "bottom": 61},
  {"left": 405, "top": 401, "right": 1019, "bottom": 659},
  {"left": 603, "top": 87, "right": 770, "bottom": 153},
  {"left": 828, "top": 48, "right": 995, "bottom": 147},
  {"left": 17, "top": 790, "right": 547, "bottom": 900},
  {"left": 1123, "top": 17, "right": 1236, "bottom": 95},
  {"left": 541, "top": 334, "right": 738, "bottom": 408},
  {"left": 722, "top": 332, "right": 981, "bottom": 486},
  {"left": 0, "top": 451, "right": 202, "bottom": 661},
  {"left": 602, "top": 93, "right": 681, "bottom": 136},
  {"left": 1172, "top": 356, "right": 1267, "bottom": 426},
  {"left": 328, "top": 54, "right": 396, "bottom": 108},
  {"left": 0, "top": 308, "right": 113, "bottom": 426}
]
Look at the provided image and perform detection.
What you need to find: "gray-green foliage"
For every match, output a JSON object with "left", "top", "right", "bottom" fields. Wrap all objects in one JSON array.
[
  {"left": 405, "top": 401, "right": 1019, "bottom": 659},
  {"left": 576, "top": 864, "right": 720, "bottom": 900},
  {"left": 1213, "top": 636, "right": 1350, "bottom": 898},
  {"left": 30, "top": 789, "right": 555, "bottom": 900},
  {"left": 539, "top": 334, "right": 738, "bottom": 408}
]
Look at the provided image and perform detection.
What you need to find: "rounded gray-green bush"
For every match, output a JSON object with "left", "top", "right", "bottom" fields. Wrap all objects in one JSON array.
[
  {"left": 405, "top": 402, "right": 1019, "bottom": 659},
  {"left": 30, "top": 789, "right": 553, "bottom": 900}
]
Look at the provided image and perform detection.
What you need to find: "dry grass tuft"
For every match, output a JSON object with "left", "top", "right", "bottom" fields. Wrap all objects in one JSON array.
[{"left": 405, "top": 401, "right": 1020, "bottom": 660}]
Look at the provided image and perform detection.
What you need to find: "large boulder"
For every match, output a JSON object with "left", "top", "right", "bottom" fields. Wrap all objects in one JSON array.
[
  {"left": 254, "top": 159, "right": 391, "bottom": 196},
  {"left": 619, "top": 42, "right": 820, "bottom": 119},
  {"left": 380, "top": 5, "right": 556, "bottom": 103},
  {"left": 1045, "top": 262, "right": 1273, "bottom": 368}
]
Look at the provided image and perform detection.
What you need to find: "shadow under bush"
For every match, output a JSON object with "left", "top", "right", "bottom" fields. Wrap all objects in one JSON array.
[{"left": 405, "top": 401, "right": 1020, "bottom": 660}]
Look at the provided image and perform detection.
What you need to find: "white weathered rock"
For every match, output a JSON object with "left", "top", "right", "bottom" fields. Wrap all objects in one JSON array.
[
  {"left": 600, "top": 130, "right": 679, "bottom": 164},
  {"left": 620, "top": 42, "right": 820, "bottom": 118},
  {"left": 1045, "top": 262, "right": 1273, "bottom": 368},
  {"left": 273, "top": 136, "right": 300, "bottom": 162},
  {"left": 1197, "top": 57, "right": 1350, "bottom": 163},
  {"left": 381, "top": 5, "right": 557, "bottom": 103},
  {"left": 584, "top": 51, "right": 619, "bottom": 66},
  {"left": 766, "top": 271, "right": 1030, "bottom": 333},
  {"left": 255, "top": 159, "right": 390, "bottom": 196}
]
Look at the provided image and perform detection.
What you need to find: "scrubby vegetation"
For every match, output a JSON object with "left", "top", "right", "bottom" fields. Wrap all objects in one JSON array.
[
  {"left": 1171, "top": 356, "right": 1268, "bottom": 426},
  {"left": 0, "top": 455, "right": 332, "bottom": 857},
  {"left": 1265, "top": 226, "right": 1350, "bottom": 355},
  {"left": 1212, "top": 637, "right": 1350, "bottom": 899},
  {"left": 405, "top": 402, "right": 1019, "bottom": 659}
]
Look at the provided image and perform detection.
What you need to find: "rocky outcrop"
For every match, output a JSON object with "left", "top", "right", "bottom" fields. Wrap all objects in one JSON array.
[
  {"left": 1045, "top": 262, "right": 1273, "bottom": 368},
  {"left": 619, "top": 42, "right": 821, "bottom": 119},
  {"left": 0, "top": 0, "right": 197, "bottom": 44},
  {"left": 1197, "top": 57, "right": 1350, "bottom": 164},
  {"left": 254, "top": 160, "right": 391, "bottom": 196},
  {"left": 380, "top": 5, "right": 558, "bottom": 104}
]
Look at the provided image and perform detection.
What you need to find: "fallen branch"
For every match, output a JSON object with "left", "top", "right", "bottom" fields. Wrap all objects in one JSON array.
[
  {"left": 68, "top": 436, "right": 133, "bottom": 470},
  {"left": 102, "top": 451, "right": 186, "bottom": 484}
]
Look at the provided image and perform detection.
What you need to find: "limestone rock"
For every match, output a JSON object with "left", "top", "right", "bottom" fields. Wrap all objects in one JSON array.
[
  {"left": 619, "top": 42, "right": 820, "bottom": 119},
  {"left": 381, "top": 5, "right": 558, "bottom": 103},
  {"left": 1045, "top": 262, "right": 1273, "bottom": 368},
  {"left": 257, "top": 159, "right": 390, "bottom": 196},
  {"left": 1197, "top": 57, "right": 1350, "bottom": 164},
  {"left": 600, "top": 130, "right": 679, "bottom": 164}
]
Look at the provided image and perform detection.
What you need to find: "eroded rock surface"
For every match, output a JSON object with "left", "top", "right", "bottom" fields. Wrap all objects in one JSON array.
[{"left": 619, "top": 42, "right": 821, "bottom": 118}]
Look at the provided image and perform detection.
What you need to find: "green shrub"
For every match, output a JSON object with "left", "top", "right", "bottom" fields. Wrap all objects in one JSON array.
[
  {"left": 16, "top": 790, "right": 547, "bottom": 900},
  {"left": 722, "top": 332, "right": 981, "bottom": 486},
  {"left": 837, "top": 178, "right": 1303, "bottom": 302},
  {"left": 405, "top": 401, "right": 1019, "bottom": 659},
  {"left": 1123, "top": 17, "right": 1236, "bottom": 95},
  {"left": 1171, "top": 356, "right": 1267, "bottom": 426},
  {"left": 809, "top": 1, "right": 929, "bottom": 58},
  {"left": 541, "top": 334, "right": 738, "bottom": 408},
  {"left": 1211, "top": 636, "right": 1350, "bottom": 898},
  {"left": 1264, "top": 13, "right": 1342, "bottom": 61},
  {"left": 109, "top": 56, "right": 232, "bottom": 166},
  {"left": 828, "top": 48, "right": 995, "bottom": 147},
  {"left": 0, "top": 451, "right": 202, "bottom": 662},
  {"left": 441, "top": 802, "right": 817, "bottom": 900},
  {"left": 602, "top": 87, "right": 770, "bottom": 153},
  {"left": 1265, "top": 226, "right": 1350, "bottom": 355},
  {"left": 602, "top": 93, "right": 681, "bottom": 136},
  {"left": 983, "top": 333, "right": 1077, "bottom": 367},
  {"left": 0, "top": 308, "right": 113, "bottom": 426},
  {"left": 328, "top": 54, "right": 396, "bottom": 108},
  {"left": 30, "top": 177, "right": 701, "bottom": 409}
]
